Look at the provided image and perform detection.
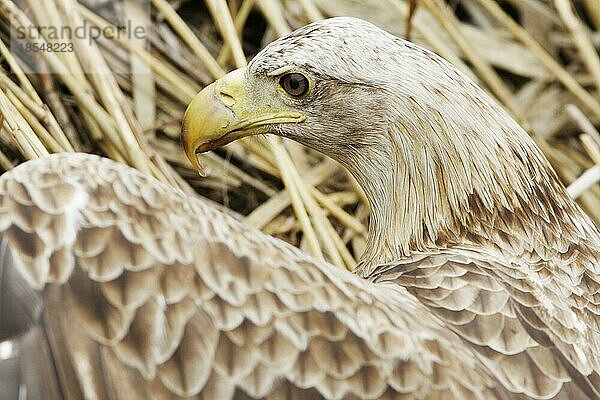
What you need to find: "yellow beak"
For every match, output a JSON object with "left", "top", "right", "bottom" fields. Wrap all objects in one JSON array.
[{"left": 182, "top": 67, "right": 305, "bottom": 175}]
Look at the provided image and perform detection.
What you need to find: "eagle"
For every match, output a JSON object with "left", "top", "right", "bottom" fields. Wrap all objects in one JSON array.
[
  {"left": 182, "top": 17, "right": 600, "bottom": 400},
  {"left": 0, "top": 16, "right": 597, "bottom": 400}
]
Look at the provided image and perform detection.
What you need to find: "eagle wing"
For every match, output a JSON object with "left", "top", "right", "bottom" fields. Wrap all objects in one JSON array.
[
  {"left": 373, "top": 242, "right": 600, "bottom": 399},
  {"left": 0, "top": 153, "right": 502, "bottom": 400}
]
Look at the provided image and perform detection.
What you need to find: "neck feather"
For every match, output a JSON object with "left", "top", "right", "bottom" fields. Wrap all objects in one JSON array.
[{"left": 343, "top": 100, "right": 598, "bottom": 273}]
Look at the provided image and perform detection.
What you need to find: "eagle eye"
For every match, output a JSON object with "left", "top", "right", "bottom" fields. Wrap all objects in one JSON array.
[{"left": 279, "top": 73, "right": 309, "bottom": 97}]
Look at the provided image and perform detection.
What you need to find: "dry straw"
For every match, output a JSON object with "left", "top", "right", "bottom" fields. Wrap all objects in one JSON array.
[{"left": 0, "top": 0, "right": 598, "bottom": 266}]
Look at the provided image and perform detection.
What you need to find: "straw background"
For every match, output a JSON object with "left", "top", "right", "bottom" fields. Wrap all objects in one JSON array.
[{"left": 0, "top": 0, "right": 598, "bottom": 269}]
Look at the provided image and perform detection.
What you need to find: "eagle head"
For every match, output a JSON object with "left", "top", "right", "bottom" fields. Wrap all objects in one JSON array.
[{"left": 183, "top": 17, "right": 589, "bottom": 264}]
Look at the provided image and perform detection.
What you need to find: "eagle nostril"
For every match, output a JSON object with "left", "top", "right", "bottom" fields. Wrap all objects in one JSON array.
[{"left": 217, "top": 87, "right": 236, "bottom": 108}]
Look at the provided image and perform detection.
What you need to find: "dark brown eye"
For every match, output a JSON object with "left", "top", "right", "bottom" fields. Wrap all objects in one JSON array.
[{"left": 279, "top": 73, "right": 309, "bottom": 97}]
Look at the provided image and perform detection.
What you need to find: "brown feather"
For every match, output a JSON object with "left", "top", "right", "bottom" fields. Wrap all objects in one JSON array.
[{"left": 0, "top": 153, "right": 504, "bottom": 399}]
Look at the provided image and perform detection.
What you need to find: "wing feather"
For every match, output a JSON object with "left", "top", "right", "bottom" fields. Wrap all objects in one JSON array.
[
  {"left": 374, "top": 244, "right": 600, "bottom": 399},
  {"left": 0, "top": 153, "right": 502, "bottom": 400}
]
